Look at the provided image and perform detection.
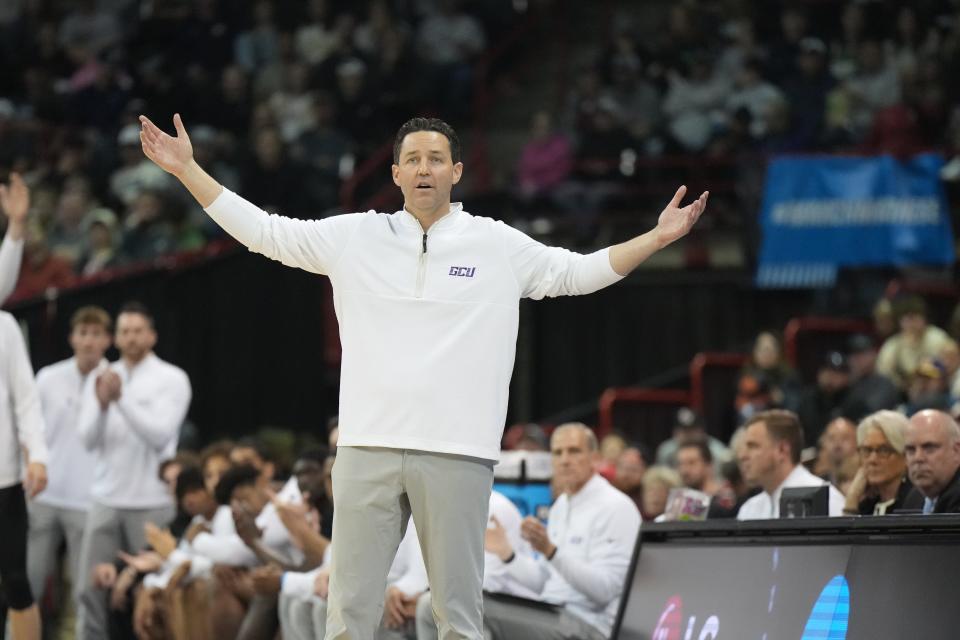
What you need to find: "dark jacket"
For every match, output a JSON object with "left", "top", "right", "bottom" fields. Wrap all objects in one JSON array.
[
  {"left": 857, "top": 477, "right": 913, "bottom": 515},
  {"left": 902, "top": 467, "right": 960, "bottom": 514}
]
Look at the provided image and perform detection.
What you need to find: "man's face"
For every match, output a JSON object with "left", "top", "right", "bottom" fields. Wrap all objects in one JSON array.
[
  {"left": 848, "top": 350, "right": 876, "bottom": 378},
  {"left": 900, "top": 312, "right": 926, "bottom": 337},
  {"left": 115, "top": 312, "right": 156, "bottom": 362},
  {"left": 676, "top": 447, "right": 710, "bottom": 490},
  {"left": 231, "top": 484, "right": 268, "bottom": 517},
  {"left": 203, "top": 455, "right": 231, "bottom": 494},
  {"left": 905, "top": 412, "right": 960, "bottom": 498},
  {"left": 391, "top": 131, "right": 462, "bottom": 217},
  {"left": 293, "top": 458, "right": 324, "bottom": 498},
  {"left": 551, "top": 428, "right": 596, "bottom": 494},
  {"left": 230, "top": 447, "right": 273, "bottom": 486},
  {"left": 738, "top": 421, "right": 783, "bottom": 490},
  {"left": 69, "top": 322, "right": 111, "bottom": 370},
  {"left": 823, "top": 418, "right": 857, "bottom": 465},
  {"left": 182, "top": 488, "right": 214, "bottom": 517},
  {"left": 614, "top": 448, "right": 646, "bottom": 492}
]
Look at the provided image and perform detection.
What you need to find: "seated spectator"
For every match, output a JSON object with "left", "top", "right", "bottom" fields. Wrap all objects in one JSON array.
[
  {"left": 877, "top": 295, "right": 953, "bottom": 390},
  {"left": 118, "top": 190, "right": 176, "bottom": 263},
  {"left": 293, "top": 92, "right": 354, "bottom": 212},
  {"left": 903, "top": 357, "right": 952, "bottom": 415},
  {"left": 514, "top": 110, "right": 573, "bottom": 212},
  {"left": 12, "top": 224, "right": 76, "bottom": 300},
  {"left": 737, "top": 410, "right": 844, "bottom": 519},
  {"left": 661, "top": 53, "right": 728, "bottom": 152},
  {"left": 466, "top": 423, "right": 640, "bottom": 640},
  {"left": 903, "top": 410, "right": 960, "bottom": 513},
  {"left": 939, "top": 341, "right": 960, "bottom": 401},
  {"left": 75, "top": 207, "right": 119, "bottom": 276},
  {"left": 814, "top": 417, "right": 860, "bottom": 494},
  {"left": 797, "top": 352, "right": 851, "bottom": 445},
  {"left": 502, "top": 423, "right": 549, "bottom": 451},
  {"left": 840, "top": 333, "right": 901, "bottom": 421},
  {"left": 47, "top": 187, "right": 92, "bottom": 264},
  {"left": 873, "top": 297, "right": 896, "bottom": 341},
  {"left": 613, "top": 445, "right": 647, "bottom": 512},
  {"left": 655, "top": 407, "right": 731, "bottom": 469},
  {"left": 736, "top": 331, "right": 801, "bottom": 419},
  {"left": 415, "top": 0, "right": 485, "bottom": 118},
  {"left": 725, "top": 57, "right": 784, "bottom": 139},
  {"left": 641, "top": 465, "right": 681, "bottom": 521},
  {"left": 843, "top": 410, "right": 912, "bottom": 515},
  {"left": 846, "top": 39, "right": 901, "bottom": 138},
  {"left": 294, "top": 0, "right": 338, "bottom": 66},
  {"left": 781, "top": 37, "right": 833, "bottom": 149},
  {"left": 596, "top": 432, "right": 626, "bottom": 481},
  {"left": 109, "top": 123, "right": 175, "bottom": 207},
  {"left": 675, "top": 441, "right": 738, "bottom": 518}
]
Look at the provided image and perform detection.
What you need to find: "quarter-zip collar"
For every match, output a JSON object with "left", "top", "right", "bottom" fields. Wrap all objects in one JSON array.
[{"left": 399, "top": 202, "right": 464, "bottom": 233}]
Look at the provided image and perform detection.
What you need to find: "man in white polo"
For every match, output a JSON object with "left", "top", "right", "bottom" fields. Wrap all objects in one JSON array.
[
  {"left": 28, "top": 306, "right": 111, "bottom": 612},
  {"left": 138, "top": 112, "right": 706, "bottom": 640},
  {"left": 75, "top": 302, "right": 192, "bottom": 640},
  {"left": 737, "top": 409, "right": 845, "bottom": 519}
]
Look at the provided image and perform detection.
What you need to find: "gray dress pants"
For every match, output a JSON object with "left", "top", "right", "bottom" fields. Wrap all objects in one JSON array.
[{"left": 325, "top": 446, "right": 493, "bottom": 640}]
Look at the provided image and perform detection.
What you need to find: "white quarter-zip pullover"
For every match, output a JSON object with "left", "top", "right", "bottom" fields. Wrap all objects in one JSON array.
[
  {"left": 205, "top": 190, "right": 623, "bottom": 461},
  {"left": 34, "top": 357, "right": 104, "bottom": 510},
  {"left": 0, "top": 310, "right": 47, "bottom": 488},
  {"left": 737, "top": 463, "right": 845, "bottom": 519},
  {"left": 504, "top": 474, "right": 641, "bottom": 637},
  {"left": 77, "top": 352, "right": 191, "bottom": 509}
]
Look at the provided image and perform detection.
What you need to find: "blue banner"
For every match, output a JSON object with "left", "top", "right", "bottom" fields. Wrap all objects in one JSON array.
[{"left": 757, "top": 153, "right": 954, "bottom": 288}]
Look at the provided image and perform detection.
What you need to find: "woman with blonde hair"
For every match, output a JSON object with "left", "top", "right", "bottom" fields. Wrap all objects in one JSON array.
[{"left": 843, "top": 410, "right": 913, "bottom": 515}]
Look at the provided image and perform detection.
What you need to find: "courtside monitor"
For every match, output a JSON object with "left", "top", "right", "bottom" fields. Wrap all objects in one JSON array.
[
  {"left": 780, "top": 485, "right": 829, "bottom": 518},
  {"left": 611, "top": 516, "right": 960, "bottom": 639}
]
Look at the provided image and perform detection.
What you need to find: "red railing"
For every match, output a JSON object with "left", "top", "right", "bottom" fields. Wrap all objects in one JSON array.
[{"left": 596, "top": 387, "right": 691, "bottom": 440}]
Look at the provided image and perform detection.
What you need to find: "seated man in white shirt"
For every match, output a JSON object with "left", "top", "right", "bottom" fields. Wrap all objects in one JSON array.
[
  {"left": 415, "top": 489, "right": 539, "bottom": 640},
  {"left": 737, "top": 409, "right": 845, "bottom": 520},
  {"left": 450, "top": 423, "right": 640, "bottom": 640}
]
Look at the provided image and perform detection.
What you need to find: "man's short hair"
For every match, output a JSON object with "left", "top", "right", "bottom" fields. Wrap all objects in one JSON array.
[
  {"left": 214, "top": 464, "right": 260, "bottom": 506},
  {"left": 677, "top": 439, "right": 713, "bottom": 465},
  {"left": 393, "top": 117, "right": 462, "bottom": 164},
  {"left": 118, "top": 301, "right": 155, "bottom": 329},
  {"left": 175, "top": 465, "right": 206, "bottom": 503},
  {"left": 745, "top": 409, "right": 804, "bottom": 464},
  {"left": 893, "top": 295, "right": 927, "bottom": 322},
  {"left": 551, "top": 422, "right": 599, "bottom": 452},
  {"left": 70, "top": 305, "right": 111, "bottom": 332},
  {"left": 235, "top": 436, "right": 272, "bottom": 462}
]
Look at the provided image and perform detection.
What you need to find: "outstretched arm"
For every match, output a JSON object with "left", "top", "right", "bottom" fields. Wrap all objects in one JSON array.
[
  {"left": 0, "top": 173, "right": 29, "bottom": 304},
  {"left": 139, "top": 114, "right": 359, "bottom": 276},
  {"left": 608, "top": 185, "right": 708, "bottom": 276}
]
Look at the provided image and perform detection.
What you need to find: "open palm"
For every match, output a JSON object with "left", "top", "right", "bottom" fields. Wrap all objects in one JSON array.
[
  {"left": 138, "top": 113, "right": 194, "bottom": 176},
  {"left": 0, "top": 172, "right": 29, "bottom": 223},
  {"left": 656, "top": 185, "right": 708, "bottom": 247}
]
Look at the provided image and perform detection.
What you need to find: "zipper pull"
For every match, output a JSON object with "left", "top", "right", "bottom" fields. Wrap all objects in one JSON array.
[{"left": 422, "top": 233, "right": 428, "bottom": 254}]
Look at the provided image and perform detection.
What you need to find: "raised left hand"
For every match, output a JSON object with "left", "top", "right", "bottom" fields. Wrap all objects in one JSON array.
[{"left": 654, "top": 185, "right": 708, "bottom": 248}]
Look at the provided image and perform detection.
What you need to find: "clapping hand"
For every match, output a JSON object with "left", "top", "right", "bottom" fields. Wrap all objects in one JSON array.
[
  {"left": 520, "top": 516, "right": 556, "bottom": 558},
  {"left": 484, "top": 515, "right": 513, "bottom": 562}
]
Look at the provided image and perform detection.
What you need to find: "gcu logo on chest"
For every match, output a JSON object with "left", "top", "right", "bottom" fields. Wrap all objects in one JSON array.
[{"left": 448, "top": 266, "right": 477, "bottom": 277}]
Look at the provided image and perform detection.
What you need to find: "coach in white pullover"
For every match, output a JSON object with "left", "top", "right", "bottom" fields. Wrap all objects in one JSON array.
[
  {"left": 139, "top": 113, "right": 706, "bottom": 640},
  {"left": 75, "top": 302, "right": 192, "bottom": 640},
  {"left": 28, "top": 306, "right": 110, "bottom": 610}
]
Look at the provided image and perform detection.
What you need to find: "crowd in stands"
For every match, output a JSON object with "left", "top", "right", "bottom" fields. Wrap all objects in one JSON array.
[
  {"left": 0, "top": 0, "right": 508, "bottom": 302},
  {"left": 511, "top": 0, "right": 960, "bottom": 234}
]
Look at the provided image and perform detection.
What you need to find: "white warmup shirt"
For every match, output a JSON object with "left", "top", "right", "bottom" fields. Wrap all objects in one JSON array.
[
  {"left": 192, "top": 476, "right": 304, "bottom": 568},
  {"left": 34, "top": 357, "right": 104, "bottom": 511},
  {"left": 484, "top": 490, "right": 538, "bottom": 598},
  {"left": 77, "top": 352, "right": 191, "bottom": 509},
  {"left": 205, "top": 190, "right": 623, "bottom": 461},
  {"left": 737, "top": 464, "right": 845, "bottom": 520},
  {"left": 0, "top": 311, "right": 48, "bottom": 489},
  {"left": 0, "top": 233, "right": 23, "bottom": 305},
  {"left": 504, "top": 474, "right": 641, "bottom": 637}
]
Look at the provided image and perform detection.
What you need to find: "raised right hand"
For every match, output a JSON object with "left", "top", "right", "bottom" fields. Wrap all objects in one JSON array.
[{"left": 139, "top": 113, "right": 194, "bottom": 177}]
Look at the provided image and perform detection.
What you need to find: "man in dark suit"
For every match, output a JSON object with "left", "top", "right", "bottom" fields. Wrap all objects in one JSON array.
[{"left": 902, "top": 410, "right": 960, "bottom": 514}]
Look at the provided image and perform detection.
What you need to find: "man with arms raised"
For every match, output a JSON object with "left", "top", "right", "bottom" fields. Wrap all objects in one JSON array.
[
  {"left": 138, "top": 113, "right": 705, "bottom": 640},
  {"left": 737, "top": 409, "right": 844, "bottom": 519},
  {"left": 75, "top": 302, "right": 191, "bottom": 640},
  {"left": 902, "top": 409, "right": 960, "bottom": 513}
]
